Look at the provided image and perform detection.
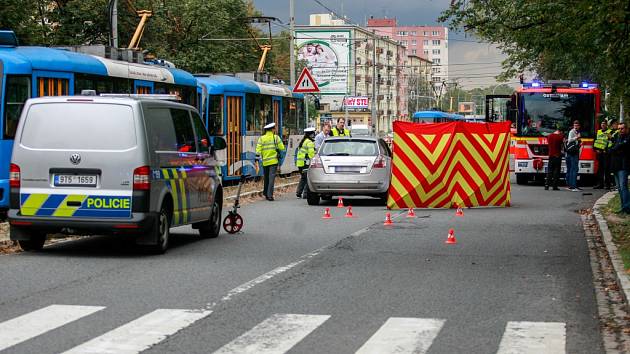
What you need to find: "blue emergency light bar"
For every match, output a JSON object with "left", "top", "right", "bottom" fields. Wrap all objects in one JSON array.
[{"left": 522, "top": 81, "right": 598, "bottom": 89}]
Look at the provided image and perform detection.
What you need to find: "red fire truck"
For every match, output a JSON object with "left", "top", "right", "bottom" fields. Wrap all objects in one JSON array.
[{"left": 487, "top": 81, "right": 602, "bottom": 185}]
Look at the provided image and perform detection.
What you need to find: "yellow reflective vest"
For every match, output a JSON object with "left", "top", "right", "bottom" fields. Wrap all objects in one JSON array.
[
  {"left": 256, "top": 131, "right": 285, "bottom": 167},
  {"left": 331, "top": 127, "right": 351, "bottom": 137},
  {"left": 594, "top": 128, "right": 611, "bottom": 151},
  {"left": 296, "top": 138, "right": 315, "bottom": 168}
]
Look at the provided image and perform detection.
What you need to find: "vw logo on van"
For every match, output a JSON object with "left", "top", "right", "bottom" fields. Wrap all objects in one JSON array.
[{"left": 69, "top": 154, "right": 81, "bottom": 165}]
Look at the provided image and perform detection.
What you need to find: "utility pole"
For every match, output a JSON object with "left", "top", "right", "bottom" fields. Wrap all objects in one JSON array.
[
  {"left": 289, "top": 0, "right": 296, "bottom": 86},
  {"left": 371, "top": 36, "right": 377, "bottom": 134},
  {"left": 112, "top": 0, "right": 118, "bottom": 48}
]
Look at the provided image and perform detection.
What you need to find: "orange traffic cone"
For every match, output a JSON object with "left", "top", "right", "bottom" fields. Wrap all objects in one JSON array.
[
  {"left": 384, "top": 212, "right": 393, "bottom": 226},
  {"left": 337, "top": 198, "right": 344, "bottom": 208},
  {"left": 456, "top": 207, "right": 464, "bottom": 217},
  {"left": 406, "top": 208, "right": 416, "bottom": 218},
  {"left": 345, "top": 206, "right": 354, "bottom": 218},
  {"left": 445, "top": 228, "right": 457, "bottom": 244},
  {"left": 322, "top": 207, "right": 332, "bottom": 219}
]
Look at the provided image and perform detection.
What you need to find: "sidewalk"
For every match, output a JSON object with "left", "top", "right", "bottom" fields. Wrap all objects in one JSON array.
[{"left": 592, "top": 192, "right": 630, "bottom": 304}]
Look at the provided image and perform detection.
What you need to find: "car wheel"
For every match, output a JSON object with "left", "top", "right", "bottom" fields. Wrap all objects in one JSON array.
[
  {"left": 146, "top": 206, "right": 170, "bottom": 254},
  {"left": 306, "top": 188, "right": 320, "bottom": 206},
  {"left": 16, "top": 233, "right": 46, "bottom": 251},
  {"left": 379, "top": 193, "right": 389, "bottom": 206},
  {"left": 516, "top": 174, "right": 529, "bottom": 185},
  {"left": 199, "top": 197, "right": 222, "bottom": 239}
]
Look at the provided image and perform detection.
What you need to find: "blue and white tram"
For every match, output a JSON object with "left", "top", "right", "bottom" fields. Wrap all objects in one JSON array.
[
  {"left": 195, "top": 75, "right": 306, "bottom": 181},
  {"left": 0, "top": 41, "right": 198, "bottom": 213},
  {"left": 412, "top": 111, "right": 465, "bottom": 123}
]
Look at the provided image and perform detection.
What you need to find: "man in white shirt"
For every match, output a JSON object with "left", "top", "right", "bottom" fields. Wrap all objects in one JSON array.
[{"left": 315, "top": 123, "right": 331, "bottom": 151}]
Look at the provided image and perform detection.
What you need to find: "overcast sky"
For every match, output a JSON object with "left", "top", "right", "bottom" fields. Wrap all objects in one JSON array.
[{"left": 252, "top": 0, "right": 513, "bottom": 89}]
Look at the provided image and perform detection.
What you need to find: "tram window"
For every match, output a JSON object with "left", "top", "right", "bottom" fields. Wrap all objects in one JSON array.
[
  {"left": 246, "top": 93, "right": 257, "bottom": 135},
  {"left": 296, "top": 99, "right": 305, "bottom": 130},
  {"left": 283, "top": 99, "right": 298, "bottom": 136},
  {"left": 260, "top": 96, "right": 271, "bottom": 130},
  {"left": 3, "top": 76, "right": 30, "bottom": 139},
  {"left": 207, "top": 95, "right": 224, "bottom": 136}
]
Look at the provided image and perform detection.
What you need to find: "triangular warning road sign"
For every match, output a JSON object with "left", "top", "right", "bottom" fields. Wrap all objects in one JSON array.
[{"left": 293, "top": 68, "right": 320, "bottom": 93}]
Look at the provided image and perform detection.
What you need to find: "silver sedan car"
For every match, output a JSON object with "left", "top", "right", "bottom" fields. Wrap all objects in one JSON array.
[{"left": 306, "top": 136, "right": 392, "bottom": 205}]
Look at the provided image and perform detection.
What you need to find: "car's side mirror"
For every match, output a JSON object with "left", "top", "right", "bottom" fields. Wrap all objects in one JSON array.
[{"left": 212, "top": 136, "right": 227, "bottom": 151}]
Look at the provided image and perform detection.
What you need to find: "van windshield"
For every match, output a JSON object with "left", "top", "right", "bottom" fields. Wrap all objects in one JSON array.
[{"left": 20, "top": 103, "right": 136, "bottom": 150}]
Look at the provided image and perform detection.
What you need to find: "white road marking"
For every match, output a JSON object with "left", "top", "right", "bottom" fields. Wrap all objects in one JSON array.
[
  {"left": 496, "top": 321, "right": 566, "bottom": 354},
  {"left": 0, "top": 305, "right": 105, "bottom": 351},
  {"left": 63, "top": 309, "right": 210, "bottom": 354},
  {"left": 209, "top": 247, "right": 325, "bottom": 308},
  {"left": 355, "top": 317, "right": 445, "bottom": 354},
  {"left": 213, "top": 313, "right": 330, "bottom": 354}
]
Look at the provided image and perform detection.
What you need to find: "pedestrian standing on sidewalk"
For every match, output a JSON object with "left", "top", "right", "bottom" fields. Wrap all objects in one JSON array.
[
  {"left": 295, "top": 127, "right": 316, "bottom": 199},
  {"left": 565, "top": 120, "right": 582, "bottom": 191},
  {"left": 545, "top": 127, "right": 564, "bottom": 190},
  {"left": 315, "top": 122, "right": 331, "bottom": 150},
  {"left": 609, "top": 120, "right": 620, "bottom": 189},
  {"left": 609, "top": 122, "right": 630, "bottom": 214},
  {"left": 256, "top": 122, "right": 285, "bottom": 201},
  {"left": 594, "top": 119, "right": 612, "bottom": 189}
]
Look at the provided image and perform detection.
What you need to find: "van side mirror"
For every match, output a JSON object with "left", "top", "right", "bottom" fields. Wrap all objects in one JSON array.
[{"left": 212, "top": 136, "right": 227, "bottom": 151}]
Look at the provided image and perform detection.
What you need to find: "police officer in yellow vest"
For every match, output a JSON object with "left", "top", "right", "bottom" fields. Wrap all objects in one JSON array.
[
  {"left": 256, "top": 122, "right": 285, "bottom": 201},
  {"left": 594, "top": 119, "right": 612, "bottom": 189},
  {"left": 331, "top": 118, "right": 351, "bottom": 137},
  {"left": 296, "top": 127, "right": 316, "bottom": 199}
]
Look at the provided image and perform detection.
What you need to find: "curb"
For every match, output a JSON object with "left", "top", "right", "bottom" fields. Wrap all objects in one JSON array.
[
  {"left": 225, "top": 181, "right": 299, "bottom": 201},
  {"left": 592, "top": 191, "right": 630, "bottom": 306}
]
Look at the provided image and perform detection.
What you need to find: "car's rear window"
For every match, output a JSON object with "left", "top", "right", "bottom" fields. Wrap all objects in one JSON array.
[
  {"left": 320, "top": 140, "right": 378, "bottom": 156},
  {"left": 20, "top": 103, "right": 136, "bottom": 150}
]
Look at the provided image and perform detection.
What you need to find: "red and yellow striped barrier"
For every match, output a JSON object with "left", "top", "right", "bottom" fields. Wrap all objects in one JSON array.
[{"left": 387, "top": 121, "right": 511, "bottom": 209}]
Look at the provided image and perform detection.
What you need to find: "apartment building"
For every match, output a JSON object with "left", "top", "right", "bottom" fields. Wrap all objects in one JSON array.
[
  {"left": 296, "top": 14, "right": 414, "bottom": 134},
  {"left": 367, "top": 18, "right": 448, "bottom": 89}
]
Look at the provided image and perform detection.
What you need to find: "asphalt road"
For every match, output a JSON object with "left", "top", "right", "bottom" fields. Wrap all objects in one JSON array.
[{"left": 0, "top": 180, "right": 606, "bottom": 354}]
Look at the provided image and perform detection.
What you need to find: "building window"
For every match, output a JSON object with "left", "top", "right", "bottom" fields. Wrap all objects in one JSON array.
[
  {"left": 411, "top": 49, "right": 417, "bottom": 55},
  {"left": 433, "top": 58, "right": 441, "bottom": 64},
  {"left": 410, "top": 31, "right": 416, "bottom": 35},
  {"left": 384, "top": 35, "right": 390, "bottom": 39},
  {"left": 432, "top": 67, "right": 440, "bottom": 73},
  {"left": 398, "top": 31, "right": 407, "bottom": 36},
  {"left": 423, "top": 49, "right": 429, "bottom": 56},
  {"left": 423, "top": 31, "right": 429, "bottom": 36},
  {"left": 423, "top": 39, "right": 429, "bottom": 46},
  {"left": 401, "top": 40, "right": 407, "bottom": 46},
  {"left": 433, "top": 76, "right": 441, "bottom": 82},
  {"left": 433, "top": 40, "right": 441, "bottom": 46},
  {"left": 432, "top": 31, "right": 439, "bottom": 36},
  {"left": 411, "top": 40, "right": 417, "bottom": 46},
  {"left": 432, "top": 49, "right": 440, "bottom": 55}
]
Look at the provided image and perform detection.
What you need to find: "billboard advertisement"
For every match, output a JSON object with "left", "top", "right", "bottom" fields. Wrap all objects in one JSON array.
[
  {"left": 295, "top": 30, "right": 350, "bottom": 95},
  {"left": 344, "top": 96, "right": 369, "bottom": 109}
]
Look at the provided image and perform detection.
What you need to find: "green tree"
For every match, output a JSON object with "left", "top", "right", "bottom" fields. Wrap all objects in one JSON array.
[
  {"left": 440, "top": 0, "right": 630, "bottom": 114},
  {"left": 0, "top": 0, "right": 262, "bottom": 73}
]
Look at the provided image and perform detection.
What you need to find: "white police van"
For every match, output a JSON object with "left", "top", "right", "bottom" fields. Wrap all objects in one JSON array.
[{"left": 8, "top": 95, "right": 226, "bottom": 253}]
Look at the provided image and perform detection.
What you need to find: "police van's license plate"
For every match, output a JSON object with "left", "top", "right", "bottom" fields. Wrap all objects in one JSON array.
[{"left": 54, "top": 175, "right": 97, "bottom": 187}]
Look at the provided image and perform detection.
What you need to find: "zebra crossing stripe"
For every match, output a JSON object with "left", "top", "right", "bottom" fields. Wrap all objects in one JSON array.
[
  {"left": 213, "top": 314, "right": 330, "bottom": 354},
  {"left": 63, "top": 309, "right": 211, "bottom": 354},
  {"left": 496, "top": 321, "right": 566, "bottom": 354},
  {"left": 355, "top": 317, "right": 445, "bottom": 354},
  {"left": 0, "top": 305, "right": 105, "bottom": 351}
]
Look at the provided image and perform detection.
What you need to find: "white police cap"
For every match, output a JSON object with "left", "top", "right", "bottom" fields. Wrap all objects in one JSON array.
[
  {"left": 263, "top": 122, "right": 276, "bottom": 129},
  {"left": 304, "top": 127, "right": 316, "bottom": 133}
]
